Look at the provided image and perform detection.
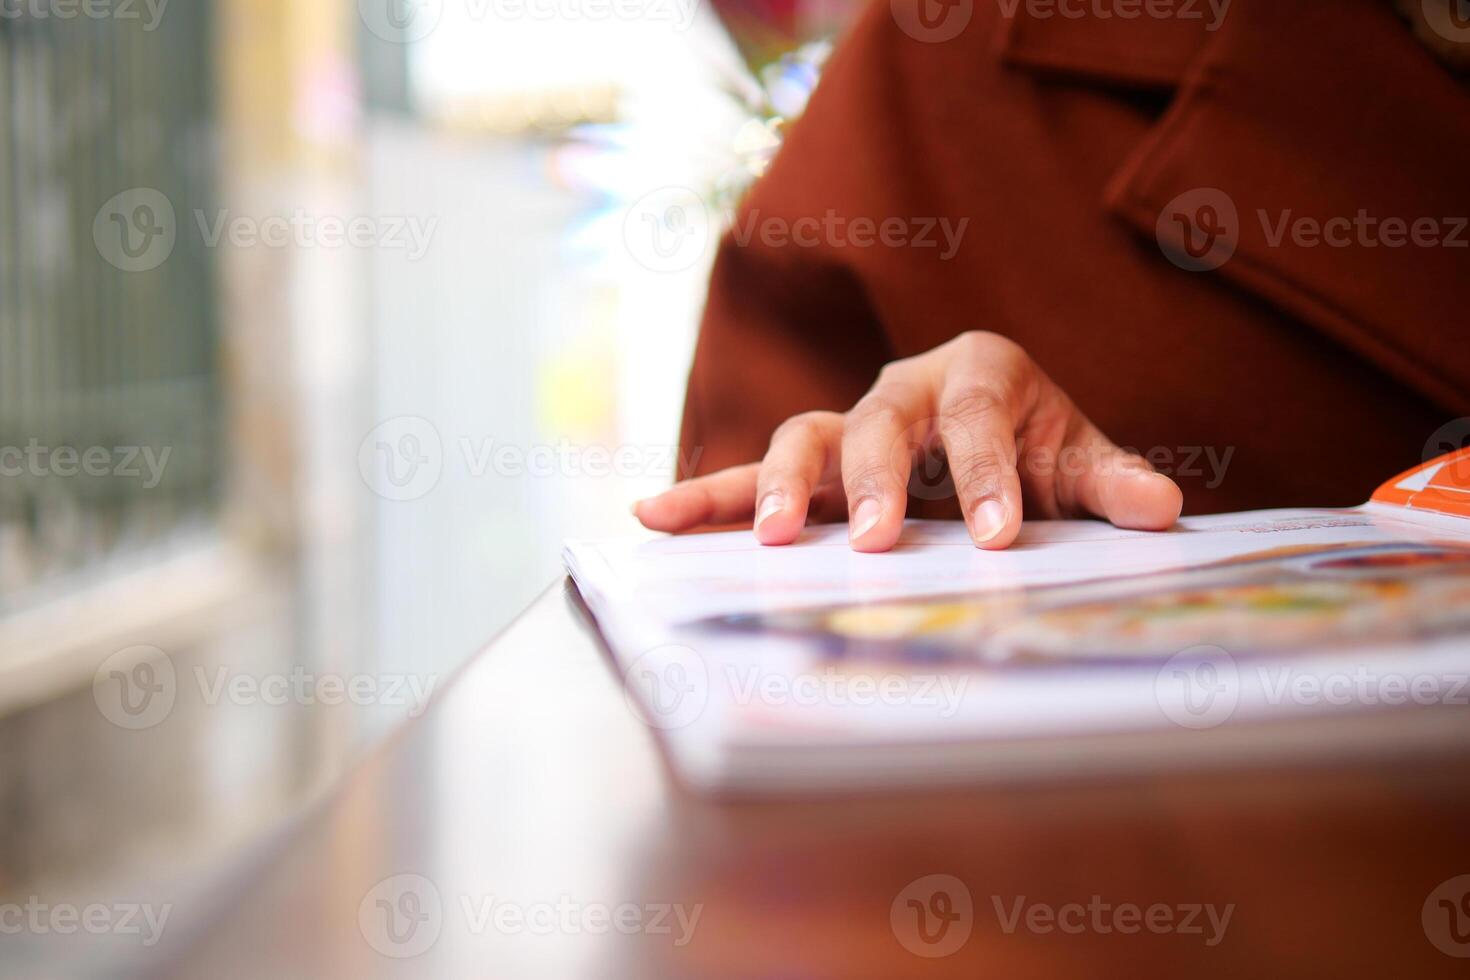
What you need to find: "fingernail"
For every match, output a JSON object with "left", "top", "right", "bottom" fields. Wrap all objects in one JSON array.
[
  {"left": 971, "top": 499, "right": 1008, "bottom": 544},
  {"left": 755, "top": 492, "right": 784, "bottom": 529},
  {"left": 850, "top": 498, "right": 883, "bottom": 541}
]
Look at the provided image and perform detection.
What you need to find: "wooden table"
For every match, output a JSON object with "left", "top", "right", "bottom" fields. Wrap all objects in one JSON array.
[{"left": 158, "top": 580, "right": 1470, "bottom": 978}]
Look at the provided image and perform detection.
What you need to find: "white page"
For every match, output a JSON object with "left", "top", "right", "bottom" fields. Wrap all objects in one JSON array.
[{"left": 565, "top": 506, "right": 1470, "bottom": 789}]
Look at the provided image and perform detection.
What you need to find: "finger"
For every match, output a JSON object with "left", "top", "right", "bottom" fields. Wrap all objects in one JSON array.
[
  {"left": 1062, "top": 426, "right": 1183, "bottom": 531},
  {"left": 937, "top": 379, "right": 1025, "bottom": 550},
  {"left": 634, "top": 464, "right": 760, "bottom": 532},
  {"left": 754, "top": 412, "right": 843, "bottom": 545},
  {"left": 841, "top": 374, "right": 930, "bottom": 553}
]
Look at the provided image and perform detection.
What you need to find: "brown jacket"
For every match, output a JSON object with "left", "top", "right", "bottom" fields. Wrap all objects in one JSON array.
[{"left": 679, "top": 0, "right": 1469, "bottom": 514}]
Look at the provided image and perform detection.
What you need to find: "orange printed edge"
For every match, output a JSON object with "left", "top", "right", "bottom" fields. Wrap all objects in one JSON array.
[{"left": 1371, "top": 446, "right": 1470, "bottom": 519}]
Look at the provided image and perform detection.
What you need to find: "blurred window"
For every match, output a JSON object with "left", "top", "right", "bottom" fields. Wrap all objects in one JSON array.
[{"left": 0, "top": 4, "right": 221, "bottom": 611}]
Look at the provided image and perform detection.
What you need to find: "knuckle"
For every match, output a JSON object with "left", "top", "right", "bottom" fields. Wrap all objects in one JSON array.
[
  {"left": 771, "top": 410, "right": 840, "bottom": 447},
  {"left": 875, "top": 356, "right": 923, "bottom": 385},
  {"left": 846, "top": 393, "right": 906, "bottom": 432},
  {"left": 954, "top": 330, "right": 1030, "bottom": 372},
  {"left": 770, "top": 412, "right": 816, "bottom": 445},
  {"left": 843, "top": 455, "right": 898, "bottom": 494},
  {"left": 940, "top": 384, "right": 1007, "bottom": 427},
  {"left": 947, "top": 449, "right": 1007, "bottom": 493}
]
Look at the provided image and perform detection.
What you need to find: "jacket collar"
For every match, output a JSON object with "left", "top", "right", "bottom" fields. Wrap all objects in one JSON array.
[
  {"left": 1002, "top": 0, "right": 1470, "bottom": 413},
  {"left": 999, "top": 1, "right": 1218, "bottom": 88}
]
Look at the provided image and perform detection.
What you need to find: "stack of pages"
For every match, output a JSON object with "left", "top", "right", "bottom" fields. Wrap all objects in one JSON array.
[{"left": 565, "top": 449, "right": 1470, "bottom": 794}]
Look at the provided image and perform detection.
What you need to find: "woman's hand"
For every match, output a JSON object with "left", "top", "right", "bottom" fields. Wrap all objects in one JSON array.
[{"left": 634, "top": 332, "right": 1183, "bottom": 552}]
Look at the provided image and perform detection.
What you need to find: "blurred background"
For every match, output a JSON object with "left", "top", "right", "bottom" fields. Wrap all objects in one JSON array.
[{"left": 0, "top": 0, "right": 851, "bottom": 974}]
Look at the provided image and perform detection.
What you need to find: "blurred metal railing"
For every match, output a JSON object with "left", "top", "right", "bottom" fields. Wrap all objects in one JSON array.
[{"left": 0, "top": 2, "right": 221, "bottom": 608}]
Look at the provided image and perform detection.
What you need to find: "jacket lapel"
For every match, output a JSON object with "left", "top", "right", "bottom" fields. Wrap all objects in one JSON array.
[
  {"left": 1003, "top": 0, "right": 1470, "bottom": 414},
  {"left": 1000, "top": 1, "right": 1215, "bottom": 88}
]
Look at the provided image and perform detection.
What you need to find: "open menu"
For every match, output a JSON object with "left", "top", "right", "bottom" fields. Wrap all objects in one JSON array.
[{"left": 564, "top": 449, "right": 1470, "bottom": 794}]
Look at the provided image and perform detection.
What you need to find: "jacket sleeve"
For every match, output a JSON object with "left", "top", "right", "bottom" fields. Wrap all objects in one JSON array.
[{"left": 676, "top": 11, "right": 909, "bottom": 479}]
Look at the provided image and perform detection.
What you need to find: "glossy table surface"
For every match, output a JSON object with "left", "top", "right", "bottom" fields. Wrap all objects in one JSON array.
[{"left": 159, "top": 580, "right": 1470, "bottom": 978}]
